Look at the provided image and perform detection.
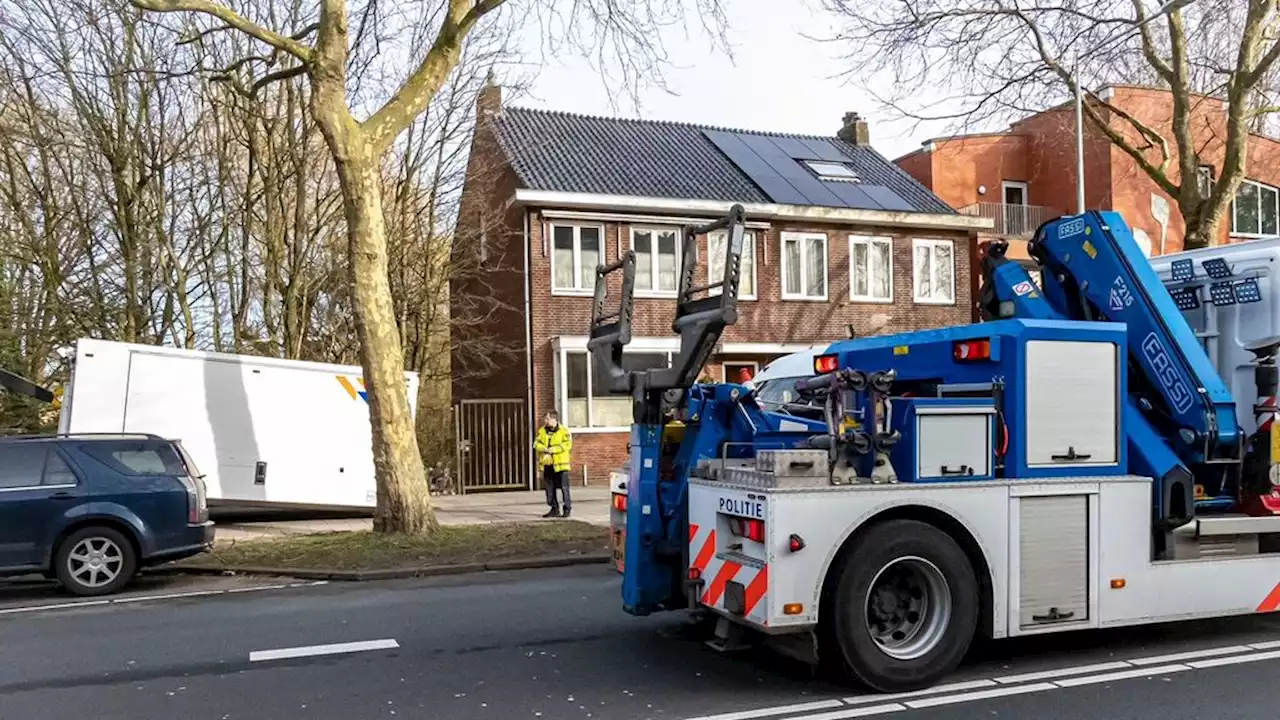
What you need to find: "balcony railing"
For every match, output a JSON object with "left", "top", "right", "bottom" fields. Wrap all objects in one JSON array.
[{"left": 960, "top": 203, "right": 1056, "bottom": 239}]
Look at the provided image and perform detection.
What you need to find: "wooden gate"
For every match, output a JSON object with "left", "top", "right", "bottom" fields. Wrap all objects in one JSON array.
[{"left": 453, "top": 399, "right": 530, "bottom": 492}]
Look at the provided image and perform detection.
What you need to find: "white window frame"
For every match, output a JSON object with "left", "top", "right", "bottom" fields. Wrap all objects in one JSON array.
[
  {"left": 1232, "top": 178, "right": 1280, "bottom": 239},
  {"left": 802, "top": 160, "right": 860, "bottom": 183},
  {"left": 629, "top": 226, "right": 683, "bottom": 298},
  {"left": 848, "top": 234, "right": 894, "bottom": 304},
  {"left": 549, "top": 223, "right": 604, "bottom": 296},
  {"left": 706, "top": 229, "right": 757, "bottom": 301},
  {"left": 912, "top": 238, "right": 956, "bottom": 306},
  {"left": 556, "top": 348, "right": 674, "bottom": 432},
  {"left": 780, "top": 231, "right": 829, "bottom": 302}
]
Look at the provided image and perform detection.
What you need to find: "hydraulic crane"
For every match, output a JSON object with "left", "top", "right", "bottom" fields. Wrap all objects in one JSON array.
[{"left": 595, "top": 206, "right": 1280, "bottom": 694}]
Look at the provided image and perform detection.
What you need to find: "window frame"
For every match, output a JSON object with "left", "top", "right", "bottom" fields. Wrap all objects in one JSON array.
[
  {"left": 912, "top": 238, "right": 957, "bottom": 306},
  {"left": 1232, "top": 178, "right": 1280, "bottom": 239},
  {"left": 779, "top": 231, "right": 830, "bottom": 302},
  {"left": 802, "top": 160, "right": 860, "bottom": 183},
  {"left": 556, "top": 348, "right": 674, "bottom": 432},
  {"left": 629, "top": 225, "right": 683, "bottom": 298},
  {"left": 706, "top": 229, "right": 758, "bottom": 301},
  {"left": 723, "top": 361, "right": 759, "bottom": 384},
  {"left": 549, "top": 222, "right": 605, "bottom": 296},
  {"left": 848, "top": 234, "right": 895, "bottom": 304}
]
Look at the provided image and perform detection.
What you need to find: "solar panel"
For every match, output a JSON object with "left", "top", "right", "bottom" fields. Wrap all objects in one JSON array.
[
  {"left": 826, "top": 182, "right": 884, "bottom": 210},
  {"left": 1169, "top": 287, "right": 1200, "bottom": 311},
  {"left": 798, "top": 138, "right": 853, "bottom": 163},
  {"left": 702, "top": 130, "right": 810, "bottom": 205},
  {"left": 737, "top": 134, "right": 846, "bottom": 207},
  {"left": 768, "top": 136, "right": 823, "bottom": 161},
  {"left": 1170, "top": 258, "right": 1195, "bottom": 282},
  {"left": 1203, "top": 258, "right": 1233, "bottom": 279},
  {"left": 861, "top": 185, "right": 916, "bottom": 212},
  {"left": 1210, "top": 282, "right": 1237, "bottom": 306},
  {"left": 1235, "top": 279, "right": 1262, "bottom": 304}
]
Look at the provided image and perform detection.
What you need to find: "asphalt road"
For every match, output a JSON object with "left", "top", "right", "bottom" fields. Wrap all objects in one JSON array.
[{"left": 3, "top": 567, "right": 1280, "bottom": 720}]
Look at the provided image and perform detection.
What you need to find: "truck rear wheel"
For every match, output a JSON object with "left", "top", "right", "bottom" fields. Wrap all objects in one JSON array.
[{"left": 827, "top": 519, "right": 978, "bottom": 692}]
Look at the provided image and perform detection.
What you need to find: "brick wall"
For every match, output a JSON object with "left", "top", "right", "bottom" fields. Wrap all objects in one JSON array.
[{"left": 526, "top": 211, "right": 975, "bottom": 483}]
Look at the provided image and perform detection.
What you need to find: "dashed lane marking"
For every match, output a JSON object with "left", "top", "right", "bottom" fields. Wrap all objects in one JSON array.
[
  {"left": 249, "top": 638, "right": 400, "bottom": 663},
  {"left": 0, "top": 581, "right": 328, "bottom": 616}
]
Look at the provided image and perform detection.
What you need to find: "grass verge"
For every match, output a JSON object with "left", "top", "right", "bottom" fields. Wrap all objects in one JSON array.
[{"left": 185, "top": 521, "right": 610, "bottom": 571}]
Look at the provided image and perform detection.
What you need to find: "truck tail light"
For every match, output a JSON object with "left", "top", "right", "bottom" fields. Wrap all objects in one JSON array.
[
  {"left": 612, "top": 492, "right": 627, "bottom": 512},
  {"left": 953, "top": 339, "right": 991, "bottom": 361},
  {"left": 814, "top": 354, "right": 839, "bottom": 374},
  {"left": 729, "top": 517, "right": 765, "bottom": 543}
]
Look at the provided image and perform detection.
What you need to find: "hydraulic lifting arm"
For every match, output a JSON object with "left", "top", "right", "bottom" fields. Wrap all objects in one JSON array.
[
  {"left": 588, "top": 204, "right": 749, "bottom": 615},
  {"left": 981, "top": 211, "right": 1255, "bottom": 526}
]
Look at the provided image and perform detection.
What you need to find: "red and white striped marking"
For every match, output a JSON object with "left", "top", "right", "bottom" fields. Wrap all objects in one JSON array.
[{"left": 689, "top": 523, "right": 770, "bottom": 622}]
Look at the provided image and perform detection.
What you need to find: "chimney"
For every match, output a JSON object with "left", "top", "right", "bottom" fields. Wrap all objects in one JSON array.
[
  {"left": 477, "top": 68, "right": 502, "bottom": 118},
  {"left": 839, "top": 111, "right": 869, "bottom": 146}
]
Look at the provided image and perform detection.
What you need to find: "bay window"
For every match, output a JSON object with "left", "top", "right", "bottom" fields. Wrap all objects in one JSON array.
[{"left": 558, "top": 349, "right": 672, "bottom": 429}]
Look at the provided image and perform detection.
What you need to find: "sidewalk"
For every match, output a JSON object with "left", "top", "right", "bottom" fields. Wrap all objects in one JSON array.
[{"left": 214, "top": 487, "right": 611, "bottom": 542}]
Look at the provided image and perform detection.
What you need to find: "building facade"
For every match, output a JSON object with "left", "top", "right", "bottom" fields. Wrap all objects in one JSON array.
[
  {"left": 896, "top": 85, "right": 1280, "bottom": 308},
  {"left": 452, "top": 81, "right": 989, "bottom": 489}
]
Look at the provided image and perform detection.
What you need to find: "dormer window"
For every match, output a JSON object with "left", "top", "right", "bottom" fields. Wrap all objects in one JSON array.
[{"left": 802, "top": 160, "right": 860, "bottom": 182}]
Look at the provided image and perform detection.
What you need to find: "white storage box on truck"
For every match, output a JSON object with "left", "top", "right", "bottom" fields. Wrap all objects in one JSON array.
[{"left": 58, "top": 338, "right": 419, "bottom": 510}]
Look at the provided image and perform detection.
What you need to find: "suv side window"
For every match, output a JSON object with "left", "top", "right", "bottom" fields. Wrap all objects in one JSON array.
[
  {"left": 0, "top": 446, "right": 52, "bottom": 489},
  {"left": 43, "top": 450, "right": 79, "bottom": 486},
  {"left": 82, "top": 442, "right": 186, "bottom": 476}
]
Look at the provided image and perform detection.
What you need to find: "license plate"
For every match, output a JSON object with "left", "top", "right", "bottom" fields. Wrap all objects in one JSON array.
[{"left": 611, "top": 529, "right": 625, "bottom": 573}]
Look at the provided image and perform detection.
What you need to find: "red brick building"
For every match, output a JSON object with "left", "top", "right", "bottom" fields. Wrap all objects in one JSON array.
[
  {"left": 896, "top": 85, "right": 1280, "bottom": 312},
  {"left": 452, "top": 80, "right": 989, "bottom": 490}
]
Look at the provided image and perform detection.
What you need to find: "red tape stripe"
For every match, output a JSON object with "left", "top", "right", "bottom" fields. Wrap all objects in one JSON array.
[
  {"left": 1257, "top": 582, "right": 1280, "bottom": 613},
  {"left": 743, "top": 565, "right": 769, "bottom": 616},
  {"left": 692, "top": 530, "right": 716, "bottom": 573},
  {"left": 702, "top": 560, "right": 741, "bottom": 606}
]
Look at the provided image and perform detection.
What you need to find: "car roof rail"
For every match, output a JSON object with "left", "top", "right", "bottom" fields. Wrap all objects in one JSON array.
[{"left": 0, "top": 432, "right": 169, "bottom": 441}]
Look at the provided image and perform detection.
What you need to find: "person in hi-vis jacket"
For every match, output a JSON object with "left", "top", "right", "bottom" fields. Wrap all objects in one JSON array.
[{"left": 534, "top": 410, "right": 573, "bottom": 518}]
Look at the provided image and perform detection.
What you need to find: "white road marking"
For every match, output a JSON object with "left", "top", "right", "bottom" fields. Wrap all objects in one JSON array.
[
  {"left": 903, "top": 682, "right": 1058, "bottom": 709},
  {"left": 1128, "top": 645, "right": 1253, "bottom": 666},
  {"left": 1052, "top": 663, "right": 1191, "bottom": 687},
  {"left": 1188, "top": 648, "right": 1280, "bottom": 669},
  {"left": 0, "top": 580, "right": 328, "bottom": 616},
  {"left": 993, "top": 660, "right": 1130, "bottom": 685},
  {"left": 843, "top": 679, "right": 997, "bottom": 705},
  {"left": 792, "top": 704, "right": 906, "bottom": 720},
  {"left": 681, "top": 639, "right": 1280, "bottom": 720},
  {"left": 684, "top": 699, "right": 845, "bottom": 720},
  {"left": 249, "top": 638, "right": 400, "bottom": 663}
]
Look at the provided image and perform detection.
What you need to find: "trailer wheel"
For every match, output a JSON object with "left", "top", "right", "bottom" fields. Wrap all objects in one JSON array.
[{"left": 828, "top": 519, "right": 978, "bottom": 692}]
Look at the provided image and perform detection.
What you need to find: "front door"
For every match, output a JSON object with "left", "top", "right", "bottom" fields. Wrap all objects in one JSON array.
[{"left": 0, "top": 445, "right": 82, "bottom": 570}]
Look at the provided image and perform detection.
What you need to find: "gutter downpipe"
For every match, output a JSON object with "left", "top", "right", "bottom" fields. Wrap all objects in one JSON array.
[{"left": 523, "top": 209, "right": 536, "bottom": 491}]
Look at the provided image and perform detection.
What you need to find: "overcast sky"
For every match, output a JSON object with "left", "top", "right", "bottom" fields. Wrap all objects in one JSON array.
[{"left": 510, "top": 0, "right": 968, "bottom": 162}]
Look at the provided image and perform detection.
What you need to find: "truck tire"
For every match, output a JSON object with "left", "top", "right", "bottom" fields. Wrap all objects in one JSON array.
[
  {"left": 54, "top": 526, "right": 138, "bottom": 597},
  {"left": 827, "top": 519, "right": 978, "bottom": 692}
]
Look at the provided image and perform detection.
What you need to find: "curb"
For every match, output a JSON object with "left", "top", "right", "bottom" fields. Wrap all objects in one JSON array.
[{"left": 154, "top": 553, "right": 612, "bottom": 582}]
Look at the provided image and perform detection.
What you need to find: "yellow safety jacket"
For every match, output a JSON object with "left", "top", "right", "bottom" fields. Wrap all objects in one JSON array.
[{"left": 534, "top": 424, "right": 573, "bottom": 472}]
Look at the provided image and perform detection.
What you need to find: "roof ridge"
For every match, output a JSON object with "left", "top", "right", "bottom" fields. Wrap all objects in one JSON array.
[{"left": 503, "top": 105, "right": 844, "bottom": 143}]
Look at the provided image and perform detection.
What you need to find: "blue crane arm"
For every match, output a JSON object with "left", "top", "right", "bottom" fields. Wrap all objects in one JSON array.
[
  {"left": 1027, "top": 212, "right": 1240, "bottom": 468},
  {"left": 982, "top": 248, "right": 1196, "bottom": 526}
]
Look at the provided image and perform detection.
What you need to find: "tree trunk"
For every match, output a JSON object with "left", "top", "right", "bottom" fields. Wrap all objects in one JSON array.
[{"left": 318, "top": 117, "right": 437, "bottom": 534}]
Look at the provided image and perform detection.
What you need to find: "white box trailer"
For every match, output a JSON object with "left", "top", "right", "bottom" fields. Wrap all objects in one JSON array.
[{"left": 57, "top": 338, "right": 419, "bottom": 510}]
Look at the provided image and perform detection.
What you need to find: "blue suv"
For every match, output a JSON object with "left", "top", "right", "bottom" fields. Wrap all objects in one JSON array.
[{"left": 0, "top": 434, "right": 214, "bottom": 596}]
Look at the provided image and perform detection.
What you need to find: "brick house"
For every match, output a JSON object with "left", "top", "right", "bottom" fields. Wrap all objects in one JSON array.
[
  {"left": 896, "top": 85, "right": 1280, "bottom": 314},
  {"left": 451, "top": 80, "right": 989, "bottom": 490}
]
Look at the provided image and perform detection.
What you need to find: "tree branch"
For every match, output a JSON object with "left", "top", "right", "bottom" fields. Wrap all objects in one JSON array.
[
  {"left": 364, "top": 0, "right": 506, "bottom": 152},
  {"left": 129, "top": 0, "right": 313, "bottom": 61},
  {"left": 1130, "top": 0, "right": 1173, "bottom": 82}
]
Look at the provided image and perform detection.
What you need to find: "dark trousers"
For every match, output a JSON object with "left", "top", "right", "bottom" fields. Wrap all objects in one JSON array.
[{"left": 543, "top": 466, "right": 571, "bottom": 510}]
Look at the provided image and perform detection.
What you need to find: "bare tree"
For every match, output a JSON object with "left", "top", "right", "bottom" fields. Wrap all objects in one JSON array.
[
  {"left": 823, "top": 0, "right": 1280, "bottom": 249},
  {"left": 129, "top": 0, "right": 728, "bottom": 533}
]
